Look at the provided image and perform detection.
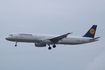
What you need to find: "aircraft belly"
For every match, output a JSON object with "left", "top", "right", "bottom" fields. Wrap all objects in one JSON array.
[
  {"left": 58, "top": 38, "right": 82, "bottom": 45},
  {"left": 15, "top": 39, "right": 39, "bottom": 43}
]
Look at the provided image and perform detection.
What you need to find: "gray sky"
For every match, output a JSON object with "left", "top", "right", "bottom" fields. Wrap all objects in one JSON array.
[{"left": 0, "top": 0, "right": 105, "bottom": 70}]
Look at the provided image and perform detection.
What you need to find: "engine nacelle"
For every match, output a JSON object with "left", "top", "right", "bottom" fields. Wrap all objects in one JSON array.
[
  {"left": 35, "top": 43, "right": 46, "bottom": 47},
  {"left": 42, "top": 40, "right": 52, "bottom": 44}
]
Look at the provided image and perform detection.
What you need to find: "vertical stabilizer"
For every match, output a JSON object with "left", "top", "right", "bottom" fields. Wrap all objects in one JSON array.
[{"left": 83, "top": 25, "right": 97, "bottom": 38}]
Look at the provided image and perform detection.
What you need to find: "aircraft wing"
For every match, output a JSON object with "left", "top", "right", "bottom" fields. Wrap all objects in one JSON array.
[{"left": 49, "top": 32, "right": 72, "bottom": 43}]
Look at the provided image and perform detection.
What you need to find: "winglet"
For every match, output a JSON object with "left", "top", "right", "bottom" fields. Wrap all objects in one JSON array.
[
  {"left": 61, "top": 32, "right": 73, "bottom": 38},
  {"left": 65, "top": 32, "right": 73, "bottom": 37},
  {"left": 67, "top": 32, "right": 73, "bottom": 35}
]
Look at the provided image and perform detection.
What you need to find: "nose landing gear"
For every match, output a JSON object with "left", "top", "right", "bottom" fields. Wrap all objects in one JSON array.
[{"left": 15, "top": 42, "right": 17, "bottom": 47}]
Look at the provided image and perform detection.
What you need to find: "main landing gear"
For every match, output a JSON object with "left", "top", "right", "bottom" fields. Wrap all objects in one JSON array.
[
  {"left": 53, "top": 45, "right": 56, "bottom": 48},
  {"left": 15, "top": 42, "right": 17, "bottom": 47},
  {"left": 48, "top": 44, "right": 56, "bottom": 50}
]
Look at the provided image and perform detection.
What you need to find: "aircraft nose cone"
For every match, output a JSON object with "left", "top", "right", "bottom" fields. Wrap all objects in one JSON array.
[
  {"left": 5, "top": 37, "right": 8, "bottom": 40},
  {"left": 5, "top": 37, "right": 9, "bottom": 40}
]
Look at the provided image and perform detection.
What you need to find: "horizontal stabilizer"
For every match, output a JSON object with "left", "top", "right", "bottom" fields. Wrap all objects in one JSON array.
[{"left": 89, "top": 37, "right": 100, "bottom": 41}]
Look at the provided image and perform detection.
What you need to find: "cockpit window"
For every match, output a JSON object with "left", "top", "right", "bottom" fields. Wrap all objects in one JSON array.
[{"left": 10, "top": 34, "right": 13, "bottom": 36}]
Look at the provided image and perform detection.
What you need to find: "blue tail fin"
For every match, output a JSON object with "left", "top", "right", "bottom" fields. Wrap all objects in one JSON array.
[{"left": 83, "top": 25, "right": 97, "bottom": 38}]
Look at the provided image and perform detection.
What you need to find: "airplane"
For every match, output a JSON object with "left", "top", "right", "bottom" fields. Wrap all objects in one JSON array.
[{"left": 5, "top": 25, "right": 100, "bottom": 50}]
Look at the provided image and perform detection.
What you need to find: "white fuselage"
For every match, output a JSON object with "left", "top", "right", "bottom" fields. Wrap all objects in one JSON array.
[{"left": 5, "top": 33, "right": 98, "bottom": 45}]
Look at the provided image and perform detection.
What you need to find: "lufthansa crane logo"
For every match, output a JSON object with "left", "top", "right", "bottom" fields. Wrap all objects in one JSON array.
[{"left": 90, "top": 29, "right": 95, "bottom": 34}]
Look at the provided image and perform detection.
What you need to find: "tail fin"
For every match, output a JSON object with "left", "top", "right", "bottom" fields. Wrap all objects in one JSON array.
[{"left": 83, "top": 25, "right": 97, "bottom": 38}]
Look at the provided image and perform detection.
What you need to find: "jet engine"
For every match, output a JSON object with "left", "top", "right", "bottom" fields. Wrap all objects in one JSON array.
[{"left": 35, "top": 43, "right": 46, "bottom": 47}]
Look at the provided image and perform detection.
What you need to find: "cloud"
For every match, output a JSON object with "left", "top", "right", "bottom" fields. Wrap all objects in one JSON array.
[{"left": 86, "top": 51, "right": 105, "bottom": 70}]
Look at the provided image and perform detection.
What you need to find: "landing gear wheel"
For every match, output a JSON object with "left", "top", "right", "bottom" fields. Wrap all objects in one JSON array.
[
  {"left": 53, "top": 45, "right": 56, "bottom": 48},
  {"left": 15, "top": 42, "right": 17, "bottom": 47},
  {"left": 48, "top": 47, "right": 52, "bottom": 50},
  {"left": 15, "top": 45, "right": 17, "bottom": 47}
]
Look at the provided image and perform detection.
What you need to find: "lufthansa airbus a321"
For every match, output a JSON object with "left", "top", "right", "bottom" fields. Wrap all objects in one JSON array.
[{"left": 5, "top": 25, "right": 100, "bottom": 50}]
